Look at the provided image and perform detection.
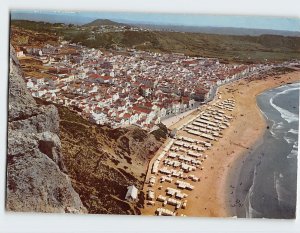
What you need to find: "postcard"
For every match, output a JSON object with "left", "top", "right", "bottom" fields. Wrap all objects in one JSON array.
[{"left": 6, "top": 10, "right": 299, "bottom": 219}]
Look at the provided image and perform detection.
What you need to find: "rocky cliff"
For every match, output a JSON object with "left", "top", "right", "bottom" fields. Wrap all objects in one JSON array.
[{"left": 6, "top": 46, "right": 87, "bottom": 213}]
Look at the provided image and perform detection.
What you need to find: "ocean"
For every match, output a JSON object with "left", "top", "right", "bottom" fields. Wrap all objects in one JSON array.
[{"left": 233, "top": 82, "right": 299, "bottom": 219}]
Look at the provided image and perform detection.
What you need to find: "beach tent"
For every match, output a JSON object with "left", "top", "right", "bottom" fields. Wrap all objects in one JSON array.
[{"left": 125, "top": 185, "right": 138, "bottom": 202}]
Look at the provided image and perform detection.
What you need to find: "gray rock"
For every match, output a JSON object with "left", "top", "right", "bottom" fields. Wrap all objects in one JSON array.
[
  {"left": 9, "top": 105, "right": 59, "bottom": 134},
  {"left": 6, "top": 46, "right": 87, "bottom": 214},
  {"left": 9, "top": 46, "right": 36, "bottom": 107},
  {"left": 7, "top": 148, "right": 86, "bottom": 213}
]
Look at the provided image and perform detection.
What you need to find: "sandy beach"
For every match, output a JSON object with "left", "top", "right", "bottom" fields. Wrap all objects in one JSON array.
[{"left": 142, "top": 70, "right": 300, "bottom": 217}]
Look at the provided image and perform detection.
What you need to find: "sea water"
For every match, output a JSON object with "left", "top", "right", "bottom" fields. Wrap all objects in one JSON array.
[{"left": 234, "top": 82, "right": 299, "bottom": 219}]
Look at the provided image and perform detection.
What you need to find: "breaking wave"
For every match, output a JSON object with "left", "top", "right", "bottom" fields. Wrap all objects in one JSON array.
[
  {"left": 275, "top": 172, "right": 290, "bottom": 206},
  {"left": 270, "top": 98, "right": 298, "bottom": 123},
  {"left": 237, "top": 83, "right": 299, "bottom": 218},
  {"left": 269, "top": 87, "right": 299, "bottom": 123},
  {"left": 284, "top": 135, "right": 295, "bottom": 144},
  {"left": 245, "top": 166, "right": 262, "bottom": 218},
  {"left": 288, "top": 129, "right": 298, "bottom": 135},
  {"left": 287, "top": 143, "right": 298, "bottom": 159}
]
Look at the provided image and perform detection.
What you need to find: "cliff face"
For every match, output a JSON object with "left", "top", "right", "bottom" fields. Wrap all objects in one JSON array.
[
  {"left": 6, "top": 46, "right": 87, "bottom": 213},
  {"left": 56, "top": 105, "right": 166, "bottom": 214}
]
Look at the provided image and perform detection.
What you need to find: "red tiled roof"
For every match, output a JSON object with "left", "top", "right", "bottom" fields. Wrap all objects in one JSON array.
[
  {"left": 144, "top": 102, "right": 153, "bottom": 108},
  {"left": 102, "top": 76, "right": 112, "bottom": 80},
  {"left": 123, "top": 113, "right": 131, "bottom": 119},
  {"left": 89, "top": 73, "right": 102, "bottom": 79},
  {"left": 132, "top": 105, "right": 151, "bottom": 114}
]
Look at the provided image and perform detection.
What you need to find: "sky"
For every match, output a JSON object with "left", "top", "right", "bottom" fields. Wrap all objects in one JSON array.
[{"left": 11, "top": 10, "right": 300, "bottom": 32}]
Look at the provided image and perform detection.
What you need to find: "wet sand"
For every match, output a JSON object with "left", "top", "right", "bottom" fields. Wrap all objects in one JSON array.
[{"left": 184, "top": 71, "right": 300, "bottom": 217}]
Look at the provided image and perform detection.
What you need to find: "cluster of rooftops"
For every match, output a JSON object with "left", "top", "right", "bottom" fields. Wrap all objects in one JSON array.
[{"left": 16, "top": 39, "right": 259, "bottom": 130}]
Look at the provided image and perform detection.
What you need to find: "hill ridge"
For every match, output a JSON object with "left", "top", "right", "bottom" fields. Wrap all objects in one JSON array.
[{"left": 84, "top": 18, "right": 128, "bottom": 27}]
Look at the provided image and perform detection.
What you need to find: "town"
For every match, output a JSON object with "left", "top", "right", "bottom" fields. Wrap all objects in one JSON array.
[{"left": 15, "top": 39, "right": 262, "bottom": 130}]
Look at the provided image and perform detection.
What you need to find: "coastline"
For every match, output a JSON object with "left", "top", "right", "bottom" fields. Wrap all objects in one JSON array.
[
  {"left": 226, "top": 131, "right": 266, "bottom": 217},
  {"left": 229, "top": 80, "right": 299, "bottom": 218},
  {"left": 180, "top": 70, "right": 300, "bottom": 217},
  {"left": 220, "top": 71, "right": 300, "bottom": 217},
  {"left": 141, "top": 70, "right": 299, "bottom": 217}
]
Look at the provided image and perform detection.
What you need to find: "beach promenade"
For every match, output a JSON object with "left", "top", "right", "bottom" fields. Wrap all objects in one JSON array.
[{"left": 141, "top": 70, "right": 300, "bottom": 217}]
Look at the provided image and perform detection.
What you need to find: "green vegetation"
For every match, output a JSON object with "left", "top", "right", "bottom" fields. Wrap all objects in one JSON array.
[
  {"left": 83, "top": 19, "right": 127, "bottom": 27},
  {"left": 11, "top": 20, "right": 65, "bottom": 33},
  {"left": 11, "top": 19, "right": 300, "bottom": 63},
  {"left": 151, "top": 123, "right": 169, "bottom": 141}
]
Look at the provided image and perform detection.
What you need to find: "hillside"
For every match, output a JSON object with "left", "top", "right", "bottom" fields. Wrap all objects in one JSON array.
[
  {"left": 10, "top": 25, "right": 59, "bottom": 47},
  {"left": 70, "top": 30, "right": 300, "bottom": 63},
  {"left": 138, "top": 24, "right": 300, "bottom": 37},
  {"left": 58, "top": 106, "right": 167, "bottom": 214},
  {"left": 34, "top": 99, "right": 167, "bottom": 214},
  {"left": 83, "top": 19, "right": 127, "bottom": 27},
  {"left": 11, "top": 20, "right": 300, "bottom": 63}
]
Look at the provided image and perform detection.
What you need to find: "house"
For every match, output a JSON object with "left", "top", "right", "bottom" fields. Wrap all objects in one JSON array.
[
  {"left": 26, "top": 79, "right": 35, "bottom": 89},
  {"left": 88, "top": 74, "right": 113, "bottom": 84},
  {"left": 159, "top": 107, "right": 167, "bottom": 118},
  {"left": 77, "top": 71, "right": 87, "bottom": 79},
  {"left": 32, "top": 89, "right": 47, "bottom": 98},
  {"left": 100, "top": 75, "right": 113, "bottom": 84},
  {"left": 125, "top": 185, "right": 138, "bottom": 202},
  {"left": 139, "top": 85, "right": 152, "bottom": 97},
  {"left": 90, "top": 112, "right": 107, "bottom": 125},
  {"left": 122, "top": 113, "right": 131, "bottom": 125},
  {"left": 189, "top": 99, "right": 196, "bottom": 108},
  {"left": 171, "top": 101, "right": 181, "bottom": 114},
  {"left": 16, "top": 50, "right": 25, "bottom": 58},
  {"left": 88, "top": 73, "right": 102, "bottom": 82},
  {"left": 112, "top": 92, "right": 119, "bottom": 101}
]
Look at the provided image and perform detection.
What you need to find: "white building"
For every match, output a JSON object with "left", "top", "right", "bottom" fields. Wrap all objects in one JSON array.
[{"left": 125, "top": 185, "right": 138, "bottom": 202}]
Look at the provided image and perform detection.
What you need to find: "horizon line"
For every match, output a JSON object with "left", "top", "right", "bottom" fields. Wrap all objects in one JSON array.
[{"left": 10, "top": 10, "right": 300, "bottom": 32}]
